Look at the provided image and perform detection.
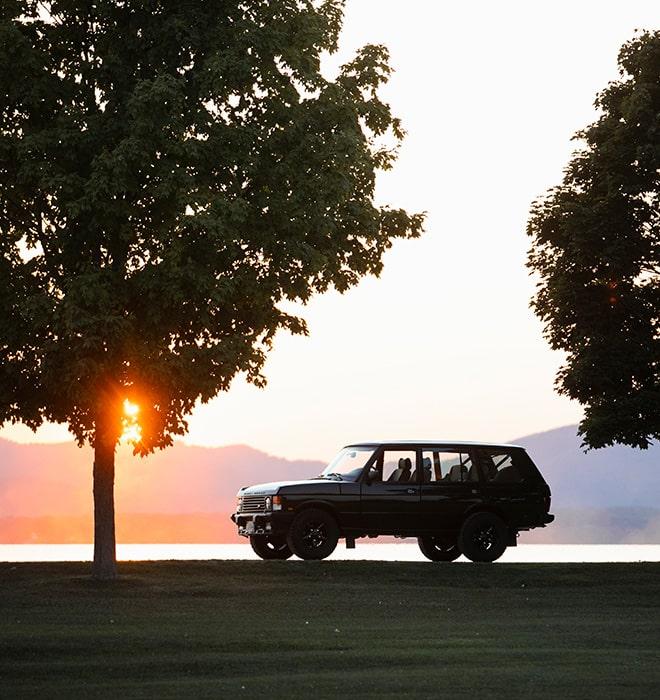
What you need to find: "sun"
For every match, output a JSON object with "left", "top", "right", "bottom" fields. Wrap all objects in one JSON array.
[
  {"left": 120, "top": 399, "right": 142, "bottom": 444},
  {"left": 123, "top": 399, "right": 139, "bottom": 417}
]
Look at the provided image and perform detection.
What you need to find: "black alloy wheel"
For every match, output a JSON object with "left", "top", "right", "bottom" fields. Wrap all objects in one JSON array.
[
  {"left": 458, "top": 511, "right": 508, "bottom": 563},
  {"left": 286, "top": 508, "right": 339, "bottom": 560},
  {"left": 417, "top": 536, "right": 462, "bottom": 562},
  {"left": 249, "top": 535, "right": 293, "bottom": 560}
]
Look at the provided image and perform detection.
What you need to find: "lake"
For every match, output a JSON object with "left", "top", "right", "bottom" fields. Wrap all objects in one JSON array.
[{"left": 2, "top": 543, "right": 660, "bottom": 563}]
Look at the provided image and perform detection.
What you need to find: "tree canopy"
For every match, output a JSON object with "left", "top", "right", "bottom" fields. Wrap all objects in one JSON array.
[
  {"left": 527, "top": 30, "right": 659, "bottom": 450},
  {"left": 0, "top": 0, "right": 423, "bottom": 452}
]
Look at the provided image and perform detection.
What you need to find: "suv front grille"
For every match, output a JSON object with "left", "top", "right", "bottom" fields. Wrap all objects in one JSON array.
[{"left": 239, "top": 495, "right": 267, "bottom": 513}]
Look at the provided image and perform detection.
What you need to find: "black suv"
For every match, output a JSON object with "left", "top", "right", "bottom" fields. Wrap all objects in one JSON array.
[{"left": 231, "top": 441, "right": 554, "bottom": 563}]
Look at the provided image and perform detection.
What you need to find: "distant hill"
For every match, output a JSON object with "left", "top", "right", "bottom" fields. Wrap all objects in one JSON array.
[
  {"left": 0, "top": 439, "right": 323, "bottom": 543},
  {"left": 513, "top": 425, "right": 660, "bottom": 544},
  {"left": 1, "top": 425, "right": 658, "bottom": 543},
  {"left": 513, "top": 425, "right": 660, "bottom": 508},
  {"left": 0, "top": 439, "right": 323, "bottom": 518}
]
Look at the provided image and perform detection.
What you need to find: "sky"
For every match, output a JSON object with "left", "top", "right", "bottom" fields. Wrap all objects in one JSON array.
[{"left": 2, "top": 0, "right": 658, "bottom": 461}]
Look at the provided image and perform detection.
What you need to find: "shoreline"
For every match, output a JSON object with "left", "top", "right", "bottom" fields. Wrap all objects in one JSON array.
[{"left": 3, "top": 542, "right": 660, "bottom": 563}]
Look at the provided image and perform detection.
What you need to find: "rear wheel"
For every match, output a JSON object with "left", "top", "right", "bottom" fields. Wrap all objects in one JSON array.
[
  {"left": 418, "top": 536, "right": 461, "bottom": 562},
  {"left": 286, "top": 508, "right": 339, "bottom": 560},
  {"left": 249, "top": 535, "right": 293, "bottom": 560},
  {"left": 458, "top": 512, "right": 508, "bottom": 563}
]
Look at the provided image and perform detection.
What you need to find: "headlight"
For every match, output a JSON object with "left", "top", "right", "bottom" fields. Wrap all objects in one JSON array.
[
  {"left": 265, "top": 496, "right": 272, "bottom": 511},
  {"left": 236, "top": 495, "right": 243, "bottom": 511}
]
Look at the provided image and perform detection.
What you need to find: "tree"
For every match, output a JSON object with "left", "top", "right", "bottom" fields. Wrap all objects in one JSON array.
[
  {"left": 527, "top": 31, "right": 659, "bottom": 450},
  {"left": 0, "top": 1, "right": 423, "bottom": 578}
]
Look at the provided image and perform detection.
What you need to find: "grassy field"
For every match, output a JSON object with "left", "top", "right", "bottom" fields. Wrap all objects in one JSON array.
[{"left": 1, "top": 561, "right": 659, "bottom": 698}]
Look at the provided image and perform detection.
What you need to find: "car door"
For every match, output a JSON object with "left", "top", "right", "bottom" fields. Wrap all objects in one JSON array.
[
  {"left": 360, "top": 447, "right": 421, "bottom": 534},
  {"left": 418, "top": 448, "right": 483, "bottom": 532},
  {"left": 476, "top": 447, "right": 529, "bottom": 522}
]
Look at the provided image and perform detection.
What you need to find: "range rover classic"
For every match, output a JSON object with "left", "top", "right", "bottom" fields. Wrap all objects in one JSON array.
[{"left": 231, "top": 441, "right": 554, "bottom": 563}]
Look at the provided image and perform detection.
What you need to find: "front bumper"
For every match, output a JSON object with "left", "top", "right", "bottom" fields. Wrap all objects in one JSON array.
[{"left": 230, "top": 511, "right": 294, "bottom": 538}]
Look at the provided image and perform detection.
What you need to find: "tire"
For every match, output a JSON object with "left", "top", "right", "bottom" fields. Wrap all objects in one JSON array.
[
  {"left": 418, "top": 536, "right": 462, "bottom": 562},
  {"left": 286, "top": 508, "right": 339, "bottom": 560},
  {"left": 458, "top": 511, "right": 508, "bottom": 563},
  {"left": 249, "top": 535, "right": 293, "bottom": 560}
]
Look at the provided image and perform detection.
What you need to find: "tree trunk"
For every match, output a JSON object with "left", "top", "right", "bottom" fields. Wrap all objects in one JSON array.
[{"left": 92, "top": 433, "right": 117, "bottom": 580}]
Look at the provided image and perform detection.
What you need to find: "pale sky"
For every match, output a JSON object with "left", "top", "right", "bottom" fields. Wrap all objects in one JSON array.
[{"left": 2, "top": 1, "right": 658, "bottom": 460}]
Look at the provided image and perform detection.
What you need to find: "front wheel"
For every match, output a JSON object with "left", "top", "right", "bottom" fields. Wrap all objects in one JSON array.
[
  {"left": 418, "top": 536, "right": 462, "bottom": 562},
  {"left": 458, "top": 512, "right": 508, "bottom": 563},
  {"left": 286, "top": 508, "right": 339, "bottom": 560},
  {"left": 250, "top": 535, "right": 293, "bottom": 560}
]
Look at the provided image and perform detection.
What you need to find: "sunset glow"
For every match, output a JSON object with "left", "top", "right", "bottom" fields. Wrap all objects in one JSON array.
[{"left": 120, "top": 400, "right": 142, "bottom": 444}]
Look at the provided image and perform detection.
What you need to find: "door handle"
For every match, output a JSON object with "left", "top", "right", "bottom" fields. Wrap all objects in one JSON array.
[{"left": 406, "top": 488, "right": 416, "bottom": 495}]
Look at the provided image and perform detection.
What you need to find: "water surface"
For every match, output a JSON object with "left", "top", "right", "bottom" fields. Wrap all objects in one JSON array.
[{"left": 2, "top": 543, "right": 659, "bottom": 563}]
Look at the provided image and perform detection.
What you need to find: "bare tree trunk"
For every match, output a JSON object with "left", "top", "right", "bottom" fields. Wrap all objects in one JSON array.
[{"left": 92, "top": 433, "right": 117, "bottom": 580}]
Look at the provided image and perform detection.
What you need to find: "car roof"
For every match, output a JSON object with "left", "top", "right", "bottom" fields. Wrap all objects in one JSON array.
[{"left": 344, "top": 440, "right": 523, "bottom": 449}]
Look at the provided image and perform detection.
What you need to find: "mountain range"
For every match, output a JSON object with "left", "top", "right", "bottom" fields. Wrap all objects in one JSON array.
[{"left": 1, "top": 425, "right": 658, "bottom": 543}]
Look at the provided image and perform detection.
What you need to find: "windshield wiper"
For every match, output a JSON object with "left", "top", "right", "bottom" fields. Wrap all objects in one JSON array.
[{"left": 322, "top": 472, "right": 344, "bottom": 481}]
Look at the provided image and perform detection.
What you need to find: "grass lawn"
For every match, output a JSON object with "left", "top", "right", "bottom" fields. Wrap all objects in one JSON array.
[{"left": 1, "top": 560, "right": 659, "bottom": 698}]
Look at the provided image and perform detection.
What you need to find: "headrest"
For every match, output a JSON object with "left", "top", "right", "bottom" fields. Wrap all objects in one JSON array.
[{"left": 449, "top": 463, "right": 467, "bottom": 482}]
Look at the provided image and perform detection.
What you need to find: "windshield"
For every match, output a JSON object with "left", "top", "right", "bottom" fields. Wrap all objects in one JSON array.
[{"left": 320, "top": 446, "right": 374, "bottom": 481}]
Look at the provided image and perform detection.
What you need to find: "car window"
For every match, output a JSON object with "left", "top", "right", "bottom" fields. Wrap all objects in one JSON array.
[
  {"left": 421, "top": 450, "right": 477, "bottom": 483},
  {"left": 370, "top": 450, "right": 417, "bottom": 483},
  {"left": 321, "top": 447, "right": 375, "bottom": 481},
  {"left": 480, "top": 450, "right": 524, "bottom": 483}
]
